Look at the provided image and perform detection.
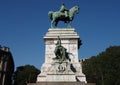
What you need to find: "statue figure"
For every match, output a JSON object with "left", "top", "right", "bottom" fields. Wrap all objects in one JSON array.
[
  {"left": 48, "top": 3, "right": 79, "bottom": 28},
  {"left": 53, "top": 36, "right": 70, "bottom": 63},
  {"left": 59, "top": 3, "right": 68, "bottom": 17}
]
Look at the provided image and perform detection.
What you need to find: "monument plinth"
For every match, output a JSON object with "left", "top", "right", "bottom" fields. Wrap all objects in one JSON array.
[{"left": 37, "top": 28, "right": 87, "bottom": 83}]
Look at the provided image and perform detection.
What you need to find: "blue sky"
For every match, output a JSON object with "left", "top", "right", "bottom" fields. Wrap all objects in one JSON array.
[{"left": 0, "top": 0, "right": 120, "bottom": 69}]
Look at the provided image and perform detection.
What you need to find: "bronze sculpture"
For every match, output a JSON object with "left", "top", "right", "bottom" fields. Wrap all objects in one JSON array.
[
  {"left": 53, "top": 36, "right": 70, "bottom": 63},
  {"left": 59, "top": 3, "right": 68, "bottom": 18},
  {"left": 48, "top": 3, "right": 79, "bottom": 28}
]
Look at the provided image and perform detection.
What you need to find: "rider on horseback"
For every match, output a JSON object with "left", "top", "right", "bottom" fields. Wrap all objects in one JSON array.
[
  {"left": 59, "top": 3, "right": 68, "bottom": 17},
  {"left": 48, "top": 4, "right": 79, "bottom": 28}
]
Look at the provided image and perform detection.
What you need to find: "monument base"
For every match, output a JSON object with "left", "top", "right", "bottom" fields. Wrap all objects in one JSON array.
[
  {"left": 37, "top": 28, "right": 87, "bottom": 83},
  {"left": 28, "top": 82, "right": 96, "bottom": 85},
  {"left": 28, "top": 82, "right": 86, "bottom": 85},
  {"left": 37, "top": 60, "right": 76, "bottom": 82}
]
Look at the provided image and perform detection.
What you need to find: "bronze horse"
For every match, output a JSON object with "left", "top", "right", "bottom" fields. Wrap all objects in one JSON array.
[{"left": 48, "top": 6, "right": 79, "bottom": 28}]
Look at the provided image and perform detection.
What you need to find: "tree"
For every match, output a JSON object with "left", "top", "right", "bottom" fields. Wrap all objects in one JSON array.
[
  {"left": 82, "top": 46, "right": 120, "bottom": 85},
  {"left": 13, "top": 65, "right": 40, "bottom": 85}
]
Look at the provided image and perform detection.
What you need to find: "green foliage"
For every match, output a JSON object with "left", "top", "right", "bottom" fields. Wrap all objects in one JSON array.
[
  {"left": 82, "top": 46, "right": 120, "bottom": 85},
  {"left": 13, "top": 65, "right": 40, "bottom": 85}
]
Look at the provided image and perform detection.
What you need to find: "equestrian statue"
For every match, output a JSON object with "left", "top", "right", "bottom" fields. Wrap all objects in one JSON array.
[{"left": 48, "top": 3, "right": 80, "bottom": 28}]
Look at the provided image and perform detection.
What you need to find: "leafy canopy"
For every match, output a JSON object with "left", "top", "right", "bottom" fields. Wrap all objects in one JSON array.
[
  {"left": 82, "top": 46, "right": 120, "bottom": 85},
  {"left": 13, "top": 65, "right": 40, "bottom": 85}
]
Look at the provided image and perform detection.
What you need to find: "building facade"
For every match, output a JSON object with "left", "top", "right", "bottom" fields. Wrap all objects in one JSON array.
[{"left": 0, "top": 46, "right": 14, "bottom": 85}]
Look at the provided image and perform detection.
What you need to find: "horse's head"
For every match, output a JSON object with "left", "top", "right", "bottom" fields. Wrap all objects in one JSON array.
[
  {"left": 69, "top": 6, "right": 80, "bottom": 16},
  {"left": 74, "top": 6, "right": 80, "bottom": 14}
]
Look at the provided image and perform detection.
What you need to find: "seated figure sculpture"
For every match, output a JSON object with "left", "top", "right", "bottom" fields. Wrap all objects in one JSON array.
[{"left": 53, "top": 36, "right": 70, "bottom": 63}]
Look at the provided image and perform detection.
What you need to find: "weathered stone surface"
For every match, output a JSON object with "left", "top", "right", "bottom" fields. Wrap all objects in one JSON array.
[
  {"left": 37, "top": 28, "right": 87, "bottom": 83},
  {"left": 28, "top": 82, "right": 86, "bottom": 85},
  {"left": 28, "top": 82, "right": 96, "bottom": 85}
]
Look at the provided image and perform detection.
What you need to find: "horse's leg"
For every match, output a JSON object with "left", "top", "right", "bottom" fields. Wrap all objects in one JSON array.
[
  {"left": 55, "top": 21, "right": 58, "bottom": 27},
  {"left": 51, "top": 20, "right": 54, "bottom": 28},
  {"left": 51, "top": 12, "right": 59, "bottom": 28},
  {"left": 52, "top": 18, "right": 57, "bottom": 28},
  {"left": 67, "top": 21, "right": 72, "bottom": 28}
]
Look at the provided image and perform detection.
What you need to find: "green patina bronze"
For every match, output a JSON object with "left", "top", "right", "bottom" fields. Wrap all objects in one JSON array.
[
  {"left": 48, "top": 3, "right": 80, "bottom": 28},
  {"left": 53, "top": 36, "right": 70, "bottom": 63}
]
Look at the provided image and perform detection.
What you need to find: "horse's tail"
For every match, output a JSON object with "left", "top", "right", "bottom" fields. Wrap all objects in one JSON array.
[{"left": 48, "top": 11, "right": 53, "bottom": 20}]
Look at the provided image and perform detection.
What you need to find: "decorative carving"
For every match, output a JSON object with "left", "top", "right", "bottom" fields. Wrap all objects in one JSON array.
[{"left": 57, "top": 64, "right": 66, "bottom": 72}]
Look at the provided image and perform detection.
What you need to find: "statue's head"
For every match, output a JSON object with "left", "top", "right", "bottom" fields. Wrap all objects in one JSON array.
[
  {"left": 56, "top": 36, "right": 61, "bottom": 45},
  {"left": 62, "top": 2, "right": 65, "bottom": 5}
]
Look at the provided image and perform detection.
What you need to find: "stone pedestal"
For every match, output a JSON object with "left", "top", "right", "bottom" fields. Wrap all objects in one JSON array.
[
  {"left": 28, "top": 82, "right": 86, "bottom": 85},
  {"left": 37, "top": 28, "right": 87, "bottom": 83}
]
